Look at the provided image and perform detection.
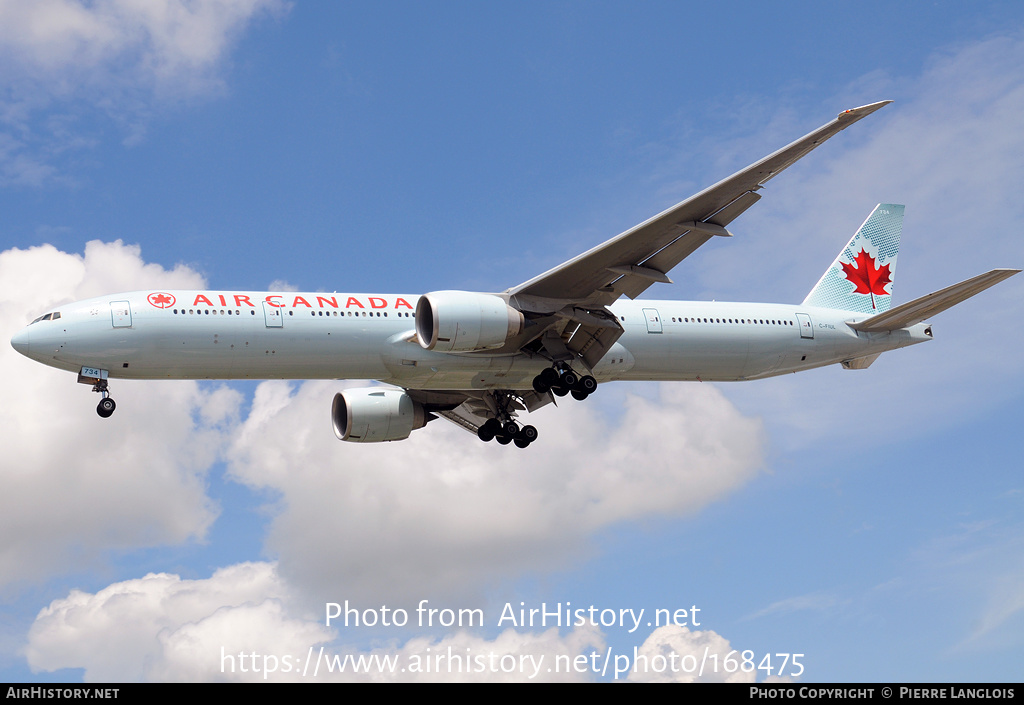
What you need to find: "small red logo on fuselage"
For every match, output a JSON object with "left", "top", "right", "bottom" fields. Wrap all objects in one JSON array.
[{"left": 148, "top": 292, "right": 176, "bottom": 308}]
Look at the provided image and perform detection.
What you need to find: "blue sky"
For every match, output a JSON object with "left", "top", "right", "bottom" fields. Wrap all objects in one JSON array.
[{"left": 0, "top": 1, "right": 1022, "bottom": 682}]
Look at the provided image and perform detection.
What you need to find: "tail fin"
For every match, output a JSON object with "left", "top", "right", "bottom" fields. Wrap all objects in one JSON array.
[{"left": 803, "top": 204, "right": 903, "bottom": 312}]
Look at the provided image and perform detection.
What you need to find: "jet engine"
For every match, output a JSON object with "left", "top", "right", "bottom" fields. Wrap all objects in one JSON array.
[
  {"left": 332, "top": 388, "right": 428, "bottom": 442},
  {"left": 415, "top": 290, "right": 525, "bottom": 352}
]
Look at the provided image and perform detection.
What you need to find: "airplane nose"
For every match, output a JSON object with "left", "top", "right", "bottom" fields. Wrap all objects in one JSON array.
[{"left": 10, "top": 327, "right": 30, "bottom": 357}]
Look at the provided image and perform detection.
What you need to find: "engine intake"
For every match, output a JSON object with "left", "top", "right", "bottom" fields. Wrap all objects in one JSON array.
[
  {"left": 415, "top": 291, "right": 524, "bottom": 352},
  {"left": 332, "top": 388, "right": 427, "bottom": 442}
]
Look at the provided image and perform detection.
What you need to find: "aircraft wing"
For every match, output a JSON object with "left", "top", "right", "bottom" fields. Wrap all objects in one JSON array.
[{"left": 507, "top": 101, "right": 892, "bottom": 311}]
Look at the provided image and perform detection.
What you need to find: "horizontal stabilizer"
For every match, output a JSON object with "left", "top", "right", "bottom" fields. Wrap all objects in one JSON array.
[{"left": 848, "top": 269, "right": 1020, "bottom": 332}]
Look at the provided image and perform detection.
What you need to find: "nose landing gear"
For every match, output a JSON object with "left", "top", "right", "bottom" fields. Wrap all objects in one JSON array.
[
  {"left": 93, "top": 379, "right": 116, "bottom": 418},
  {"left": 77, "top": 367, "right": 116, "bottom": 419}
]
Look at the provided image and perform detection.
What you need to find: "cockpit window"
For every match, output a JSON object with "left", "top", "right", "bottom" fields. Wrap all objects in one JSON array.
[{"left": 29, "top": 312, "right": 60, "bottom": 324}]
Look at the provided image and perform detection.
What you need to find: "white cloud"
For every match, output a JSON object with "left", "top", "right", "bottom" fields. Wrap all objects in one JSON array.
[
  {"left": 26, "top": 562, "right": 302, "bottom": 681},
  {"left": 0, "top": 0, "right": 289, "bottom": 183},
  {"left": 0, "top": 241, "right": 238, "bottom": 586},
  {"left": 0, "top": 0, "right": 288, "bottom": 96},
  {"left": 628, "top": 625, "right": 756, "bottom": 683},
  {"left": 226, "top": 380, "right": 765, "bottom": 607},
  {"left": 27, "top": 561, "right": 604, "bottom": 682},
  {"left": 26, "top": 559, "right": 773, "bottom": 683},
  {"left": 267, "top": 279, "right": 299, "bottom": 292}
]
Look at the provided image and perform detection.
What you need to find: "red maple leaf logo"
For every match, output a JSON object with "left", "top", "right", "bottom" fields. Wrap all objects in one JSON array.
[
  {"left": 148, "top": 292, "right": 175, "bottom": 308},
  {"left": 841, "top": 249, "right": 891, "bottom": 310}
]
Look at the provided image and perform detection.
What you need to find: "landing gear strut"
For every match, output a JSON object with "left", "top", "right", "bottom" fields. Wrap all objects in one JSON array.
[
  {"left": 532, "top": 365, "right": 597, "bottom": 401},
  {"left": 93, "top": 379, "right": 116, "bottom": 418}
]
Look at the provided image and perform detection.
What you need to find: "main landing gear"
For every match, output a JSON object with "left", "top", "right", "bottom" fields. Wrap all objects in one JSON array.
[
  {"left": 475, "top": 366, "right": 599, "bottom": 448},
  {"left": 477, "top": 418, "right": 539, "bottom": 448},
  {"left": 475, "top": 389, "right": 538, "bottom": 448},
  {"left": 93, "top": 379, "right": 116, "bottom": 418},
  {"left": 531, "top": 365, "right": 597, "bottom": 401}
]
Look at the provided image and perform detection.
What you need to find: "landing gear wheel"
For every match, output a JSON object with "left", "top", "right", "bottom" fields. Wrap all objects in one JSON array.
[
  {"left": 96, "top": 397, "right": 116, "bottom": 418},
  {"left": 478, "top": 418, "right": 502, "bottom": 442},
  {"left": 495, "top": 433, "right": 513, "bottom": 445},
  {"left": 560, "top": 371, "right": 579, "bottom": 388},
  {"left": 576, "top": 375, "right": 597, "bottom": 394},
  {"left": 533, "top": 367, "right": 559, "bottom": 394},
  {"left": 516, "top": 425, "right": 538, "bottom": 444},
  {"left": 570, "top": 375, "right": 597, "bottom": 401},
  {"left": 551, "top": 384, "right": 569, "bottom": 397},
  {"left": 512, "top": 425, "right": 538, "bottom": 448},
  {"left": 502, "top": 421, "right": 520, "bottom": 437}
]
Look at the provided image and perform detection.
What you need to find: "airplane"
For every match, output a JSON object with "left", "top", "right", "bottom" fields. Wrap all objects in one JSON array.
[{"left": 9, "top": 100, "right": 1019, "bottom": 448}]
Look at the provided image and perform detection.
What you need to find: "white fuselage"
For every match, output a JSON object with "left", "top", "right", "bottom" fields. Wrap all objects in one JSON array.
[{"left": 11, "top": 290, "right": 932, "bottom": 388}]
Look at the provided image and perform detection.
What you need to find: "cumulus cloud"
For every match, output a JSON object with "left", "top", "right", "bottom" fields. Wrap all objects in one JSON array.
[
  {"left": 225, "top": 380, "right": 764, "bottom": 607},
  {"left": 27, "top": 561, "right": 603, "bottom": 682},
  {"left": 628, "top": 625, "right": 757, "bottom": 683},
  {"left": 0, "top": 0, "right": 287, "bottom": 96},
  {"left": 26, "top": 562, "right": 295, "bottom": 681},
  {"left": 0, "top": 241, "right": 238, "bottom": 586},
  {"left": 27, "top": 559, "right": 765, "bottom": 682},
  {"left": 27, "top": 563, "right": 763, "bottom": 682}
]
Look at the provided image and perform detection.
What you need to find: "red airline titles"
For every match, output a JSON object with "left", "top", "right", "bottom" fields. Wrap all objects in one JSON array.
[{"left": 189, "top": 293, "right": 416, "bottom": 310}]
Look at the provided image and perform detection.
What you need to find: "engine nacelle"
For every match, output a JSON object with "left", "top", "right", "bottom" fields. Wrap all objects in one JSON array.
[
  {"left": 415, "top": 290, "right": 524, "bottom": 352},
  {"left": 332, "top": 388, "right": 427, "bottom": 442}
]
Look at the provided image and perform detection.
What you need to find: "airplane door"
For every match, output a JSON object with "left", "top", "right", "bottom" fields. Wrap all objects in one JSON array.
[
  {"left": 796, "top": 312, "right": 813, "bottom": 339},
  {"left": 110, "top": 301, "right": 132, "bottom": 328},
  {"left": 642, "top": 308, "right": 663, "bottom": 334},
  {"left": 263, "top": 301, "right": 283, "bottom": 328}
]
